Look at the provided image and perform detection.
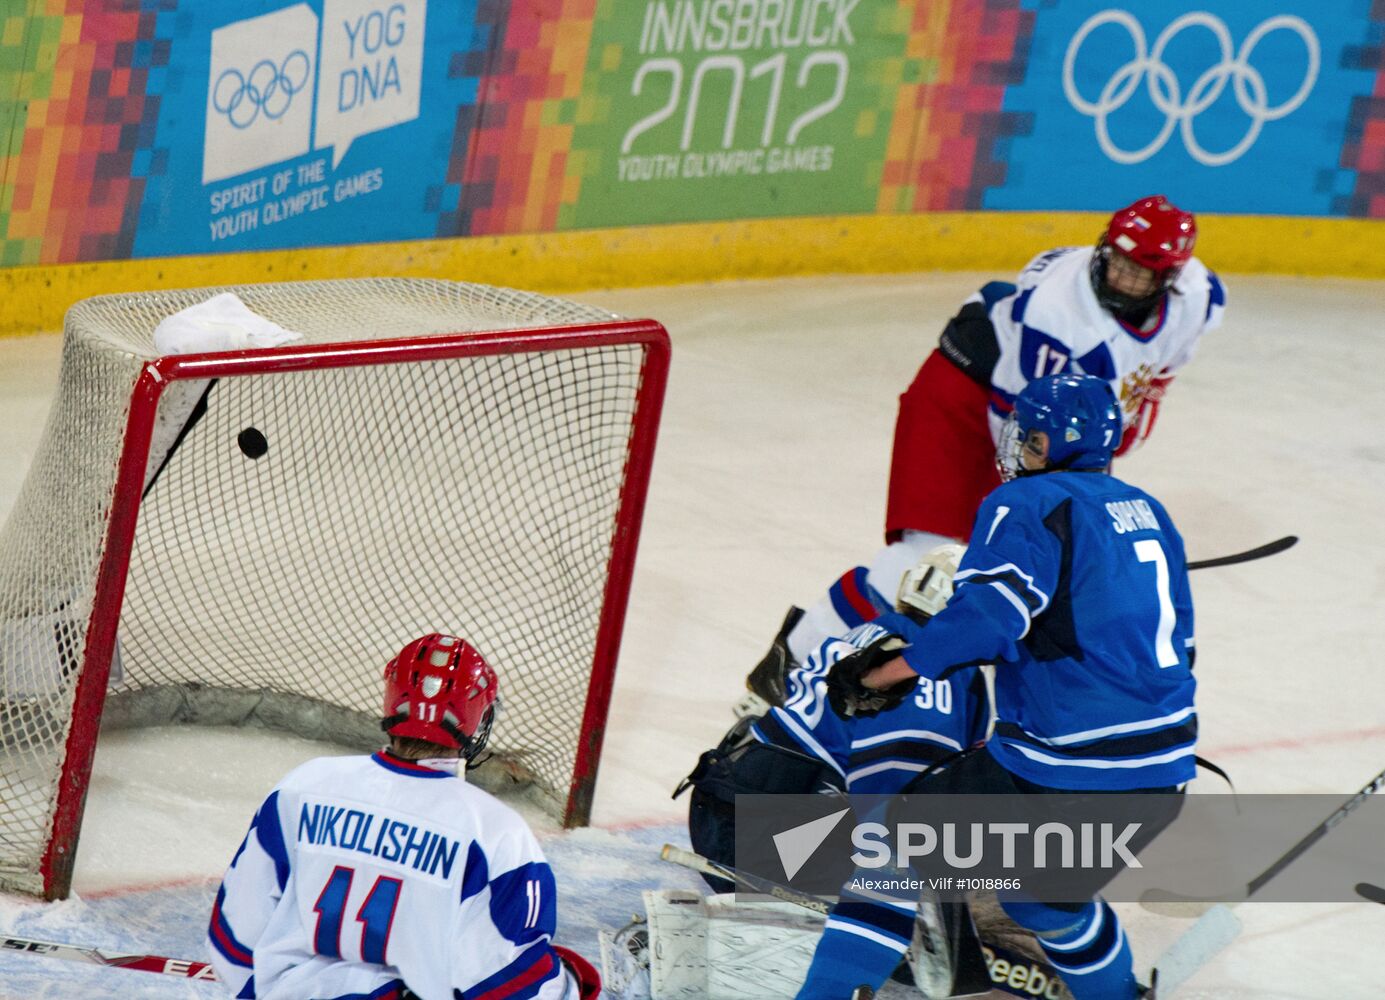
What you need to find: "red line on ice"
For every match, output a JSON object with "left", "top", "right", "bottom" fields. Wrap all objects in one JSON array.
[
  {"left": 1205, "top": 724, "right": 1385, "bottom": 757},
  {"left": 84, "top": 874, "right": 215, "bottom": 900}
]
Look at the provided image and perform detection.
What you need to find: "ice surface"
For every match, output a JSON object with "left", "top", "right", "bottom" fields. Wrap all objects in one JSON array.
[{"left": 2, "top": 272, "right": 1384, "bottom": 996}]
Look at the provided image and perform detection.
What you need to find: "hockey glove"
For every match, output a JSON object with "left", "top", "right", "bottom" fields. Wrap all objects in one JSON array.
[
  {"left": 826, "top": 632, "right": 914, "bottom": 718},
  {"left": 553, "top": 945, "right": 602, "bottom": 1000},
  {"left": 1116, "top": 374, "right": 1172, "bottom": 457}
]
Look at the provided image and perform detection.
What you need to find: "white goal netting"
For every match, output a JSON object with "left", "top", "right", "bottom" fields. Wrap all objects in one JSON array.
[{"left": 0, "top": 278, "right": 667, "bottom": 897}]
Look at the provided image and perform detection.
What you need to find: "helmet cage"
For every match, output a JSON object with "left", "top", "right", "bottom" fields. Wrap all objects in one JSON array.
[
  {"left": 996, "top": 375, "right": 1121, "bottom": 481},
  {"left": 1090, "top": 195, "right": 1196, "bottom": 317},
  {"left": 1089, "top": 241, "right": 1178, "bottom": 317},
  {"left": 996, "top": 412, "right": 1027, "bottom": 483}
]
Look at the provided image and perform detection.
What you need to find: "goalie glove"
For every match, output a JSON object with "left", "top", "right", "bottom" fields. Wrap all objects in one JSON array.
[{"left": 826, "top": 627, "right": 915, "bottom": 718}]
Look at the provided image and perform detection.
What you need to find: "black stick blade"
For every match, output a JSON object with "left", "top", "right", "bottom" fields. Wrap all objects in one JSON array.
[{"left": 1188, "top": 535, "right": 1298, "bottom": 571}]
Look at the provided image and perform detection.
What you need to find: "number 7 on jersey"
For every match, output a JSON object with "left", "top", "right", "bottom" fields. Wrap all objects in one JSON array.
[{"left": 1134, "top": 539, "right": 1179, "bottom": 668}]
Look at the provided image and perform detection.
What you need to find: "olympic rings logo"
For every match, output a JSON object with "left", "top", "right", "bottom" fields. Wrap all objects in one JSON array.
[
  {"left": 1062, "top": 11, "right": 1319, "bottom": 166},
  {"left": 212, "top": 50, "right": 312, "bottom": 130}
]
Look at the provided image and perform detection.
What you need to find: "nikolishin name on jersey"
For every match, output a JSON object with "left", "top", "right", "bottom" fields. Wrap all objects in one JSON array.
[{"left": 297, "top": 803, "right": 459, "bottom": 880}]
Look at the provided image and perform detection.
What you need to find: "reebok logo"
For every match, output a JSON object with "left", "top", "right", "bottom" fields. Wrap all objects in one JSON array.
[{"left": 773, "top": 807, "right": 850, "bottom": 880}]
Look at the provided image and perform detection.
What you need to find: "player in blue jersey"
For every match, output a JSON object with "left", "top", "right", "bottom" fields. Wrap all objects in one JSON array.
[
  {"left": 682, "top": 545, "right": 987, "bottom": 865},
  {"left": 207, "top": 633, "right": 601, "bottom": 1000},
  {"left": 745, "top": 196, "right": 1221, "bottom": 714},
  {"left": 826, "top": 373, "right": 1192, "bottom": 1000}
]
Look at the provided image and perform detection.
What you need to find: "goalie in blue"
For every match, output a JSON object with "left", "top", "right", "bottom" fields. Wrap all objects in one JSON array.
[
  {"left": 206, "top": 633, "right": 601, "bottom": 1000},
  {"left": 678, "top": 543, "right": 991, "bottom": 999},
  {"left": 831, "top": 373, "right": 1194, "bottom": 1000}
]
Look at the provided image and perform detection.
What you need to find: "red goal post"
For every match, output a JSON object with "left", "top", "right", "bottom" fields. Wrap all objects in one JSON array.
[{"left": 0, "top": 280, "right": 669, "bottom": 899}]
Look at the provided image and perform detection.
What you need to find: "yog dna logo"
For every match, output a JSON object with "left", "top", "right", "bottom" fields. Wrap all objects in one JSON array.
[
  {"left": 203, "top": 1, "right": 426, "bottom": 184},
  {"left": 1062, "top": 10, "right": 1319, "bottom": 167}
]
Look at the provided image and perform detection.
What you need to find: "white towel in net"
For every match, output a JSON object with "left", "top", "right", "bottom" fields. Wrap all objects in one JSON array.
[{"left": 153, "top": 291, "right": 303, "bottom": 356}]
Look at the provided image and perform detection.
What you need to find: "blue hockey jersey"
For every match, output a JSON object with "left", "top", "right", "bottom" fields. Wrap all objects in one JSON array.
[
  {"left": 753, "top": 612, "right": 988, "bottom": 794},
  {"left": 207, "top": 752, "right": 575, "bottom": 1000},
  {"left": 900, "top": 470, "right": 1196, "bottom": 791}
]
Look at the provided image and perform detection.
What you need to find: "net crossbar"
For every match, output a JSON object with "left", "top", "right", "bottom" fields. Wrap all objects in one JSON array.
[{"left": 0, "top": 278, "right": 668, "bottom": 898}]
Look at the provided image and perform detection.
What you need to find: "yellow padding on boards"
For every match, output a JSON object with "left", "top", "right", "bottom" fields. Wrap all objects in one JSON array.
[{"left": 3, "top": 212, "right": 1383, "bottom": 336}]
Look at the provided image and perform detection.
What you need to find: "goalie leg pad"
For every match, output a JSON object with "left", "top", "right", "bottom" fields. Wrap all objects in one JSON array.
[
  {"left": 865, "top": 531, "right": 954, "bottom": 608},
  {"left": 630, "top": 890, "right": 825, "bottom": 1000}
]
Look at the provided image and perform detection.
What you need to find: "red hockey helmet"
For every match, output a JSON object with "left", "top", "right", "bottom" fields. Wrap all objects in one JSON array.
[
  {"left": 382, "top": 633, "right": 498, "bottom": 760},
  {"left": 1091, "top": 195, "right": 1197, "bottom": 315}
]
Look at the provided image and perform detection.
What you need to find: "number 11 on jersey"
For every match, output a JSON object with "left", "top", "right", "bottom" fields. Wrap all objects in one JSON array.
[{"left": 313, "top": 867, "right": 403, "bottom": 964}]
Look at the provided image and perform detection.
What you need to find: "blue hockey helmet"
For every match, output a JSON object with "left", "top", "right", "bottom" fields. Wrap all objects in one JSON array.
[{"left": 998, "top": 374, "right": 1121, "bottom": 481}]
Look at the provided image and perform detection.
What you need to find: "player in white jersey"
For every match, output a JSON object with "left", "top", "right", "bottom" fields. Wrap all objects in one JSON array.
[
  {"left": 207, "top": 633, "right": 601, "bottom": 1000},
  {"left": 746, "top": 195, "right": 1225, "bottom": 709}
]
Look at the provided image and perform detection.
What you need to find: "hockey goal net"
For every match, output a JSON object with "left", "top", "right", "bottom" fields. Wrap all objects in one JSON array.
[{"left": 0, "top": 278, "right": 668, "bottom": 899}]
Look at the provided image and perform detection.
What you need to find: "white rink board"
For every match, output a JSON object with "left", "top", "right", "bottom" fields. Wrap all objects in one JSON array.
[{"left": 1, "top": 272, "right": 1384, "bottom": 997}]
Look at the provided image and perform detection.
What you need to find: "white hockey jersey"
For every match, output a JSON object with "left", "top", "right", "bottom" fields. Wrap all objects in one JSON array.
[
  {"left": 208, "top": 752, "right": 576, "bottom": 1000},
  {"left": 978, "top": 245, "right": 1226, "bottom": 442}
]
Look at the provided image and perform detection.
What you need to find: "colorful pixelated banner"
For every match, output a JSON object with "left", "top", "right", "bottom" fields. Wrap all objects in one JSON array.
[
  {"left": 0, "top": 0, "right": 492, "bottom": 265},
  {"left": 2, "top": 0, "right": 1385, "bottom": 268}
]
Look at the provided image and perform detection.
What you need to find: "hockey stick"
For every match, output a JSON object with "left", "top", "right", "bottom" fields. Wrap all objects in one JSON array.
[
  {"left": 661, "top": 843, "right": 829, "bottom": 915},
  {"left": 1153, "top": 905, "right": 1242, "bottom": 996},
  {"left": 1142, "top": 763, "right": 1385, "bottom": 905},
  {"left": 141, "top": 379, "right": 217, "bottom": 500},
  {"left": 662, "top": 844, "right": 1061, "bottom": 1000},
  {"left": 0, "top": 934, "right": 217, "bottom": 980},
  {"left": 1356, "top": 883, "right": 1385, "bottom": 904},
  {"left": 1187, "top": 535, "right": 1296, "bottom": 571}
]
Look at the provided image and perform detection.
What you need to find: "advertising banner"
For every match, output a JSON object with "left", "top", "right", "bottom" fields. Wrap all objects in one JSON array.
[
  {"left": 986, "top": 1, "right": 1381, "bottom": 216},
  {"left": 3, "top": 0, "right": 1385, "bottom": 271},
  {"left": 134, "top": 0, "right": 487, "bottom": 257},
  {"left": 560, "top": 0, "right": 922, "bottom": 227}
]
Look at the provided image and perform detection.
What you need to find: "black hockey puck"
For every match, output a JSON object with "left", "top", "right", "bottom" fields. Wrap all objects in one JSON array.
[{"left": 237, "top": 427, "right": 268, "bottom": 460}]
